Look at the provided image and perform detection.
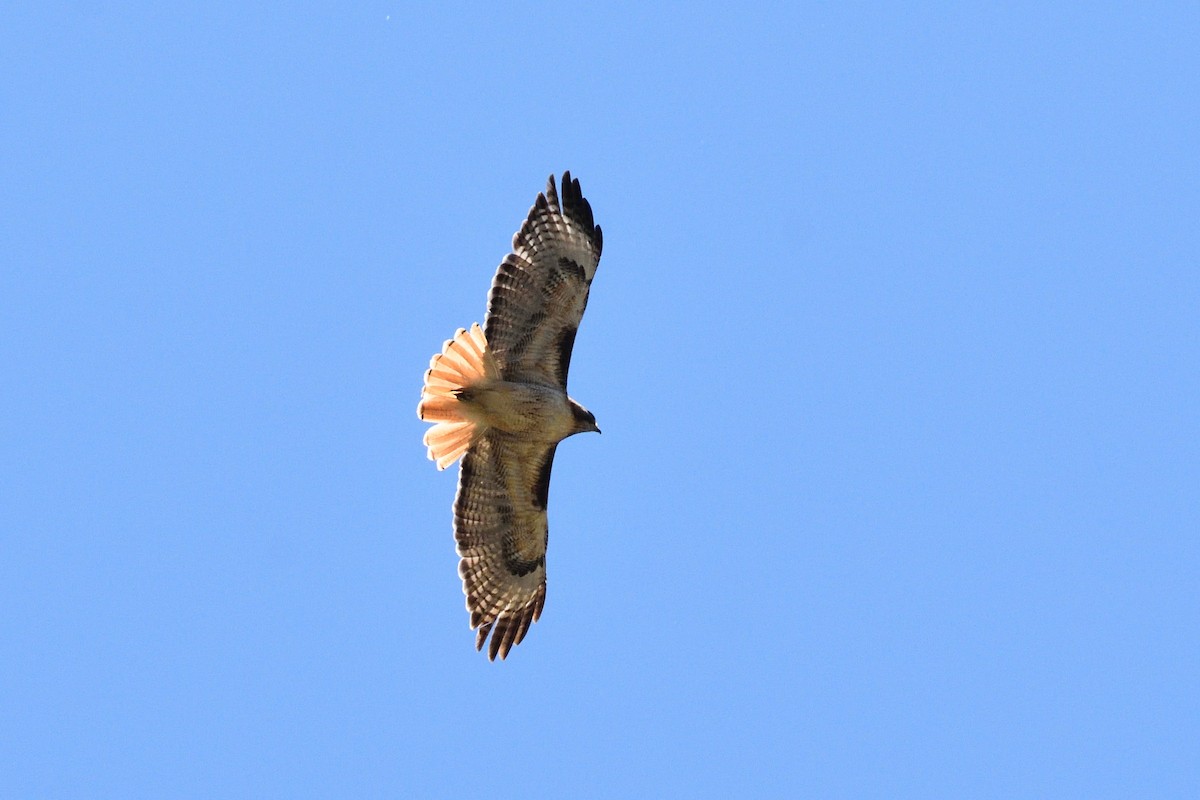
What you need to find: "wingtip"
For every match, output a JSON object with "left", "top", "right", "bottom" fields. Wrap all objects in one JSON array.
[
  {"left": 543, "top": 173, "right": 560, "bottom": 213},
  {"left": 474, "top": 623, "right": 493, "bottom": 658}
]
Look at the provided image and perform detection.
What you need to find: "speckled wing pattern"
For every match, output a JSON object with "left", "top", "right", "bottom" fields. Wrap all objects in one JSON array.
[
  {"left": 483, "top": 172, "right": 603, "bottom": 388},
  {"left": 454, "top": 172, "right": 603, "bottom": 660}
]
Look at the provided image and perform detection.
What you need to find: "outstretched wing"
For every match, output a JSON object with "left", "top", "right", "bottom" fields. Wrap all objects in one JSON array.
[
  {"left": 484, "top": 172, "right": 603, "bottom": 388},
  {"left": 454, "top": 431, "right": 557, "bottom": 660}
]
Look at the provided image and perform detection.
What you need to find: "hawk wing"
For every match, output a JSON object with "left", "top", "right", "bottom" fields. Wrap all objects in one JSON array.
[
  {"left": 483, "top": 171, "right": 603, "bottom": 388},
  {"left": 454, "top": 432, "right": 557, "bottom": 660}
]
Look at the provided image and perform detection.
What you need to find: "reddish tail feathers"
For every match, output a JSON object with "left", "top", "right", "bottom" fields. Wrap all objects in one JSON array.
[{"left": 417, "top": 323, "right": 498, "bottom": 469}]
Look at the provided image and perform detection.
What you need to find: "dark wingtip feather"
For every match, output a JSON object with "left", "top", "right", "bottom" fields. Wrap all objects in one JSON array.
[
  {"left": 557, "top": 171, "right": 601, "bottom": 252},
  {"left": 472, "top": 602, "right": 542, "bottom": 661},
  {"left": 493, "top": 617, "right": 516, "bottom": 660},
  {"left": 512, "top": 612, "right": 532, "bottom": 646},
  {"left": 489, "top": 623, "right": 508, "bottom": 660}
]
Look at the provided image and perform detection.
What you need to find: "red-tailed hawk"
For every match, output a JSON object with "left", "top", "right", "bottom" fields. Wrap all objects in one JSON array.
[{"left": 417, "top": 172, "right": 603, "bottom": 660}]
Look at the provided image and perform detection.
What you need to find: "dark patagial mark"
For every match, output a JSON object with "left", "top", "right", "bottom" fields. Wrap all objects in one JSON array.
[
  {"left": 531, "top": 446, "right": 557, "bottom": 511},
  {"left": 556, "top": 324, "right": 578, "bottom": 385}
]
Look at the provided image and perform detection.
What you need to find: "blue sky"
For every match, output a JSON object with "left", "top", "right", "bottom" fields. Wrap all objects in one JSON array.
[{"left": 3, "top": 3, "right": 1197, "bottom": 797}]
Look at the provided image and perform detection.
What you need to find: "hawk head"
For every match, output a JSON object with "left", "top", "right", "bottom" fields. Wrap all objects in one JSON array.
[{"left": 568, "top": 399, "right": 601, "bottom": 436}]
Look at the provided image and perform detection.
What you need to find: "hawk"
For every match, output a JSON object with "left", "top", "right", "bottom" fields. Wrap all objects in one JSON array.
[{"left": 417, "top": 172, "right": 603, "bottom": 660}]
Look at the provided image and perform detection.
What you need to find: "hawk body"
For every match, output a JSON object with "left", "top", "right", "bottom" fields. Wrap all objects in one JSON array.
[
  {"left": 455, "top": 382, "right": 583, "bottom": 440},
  {"left": 417, "top": 172, "right": 602, "bottom": 660}
]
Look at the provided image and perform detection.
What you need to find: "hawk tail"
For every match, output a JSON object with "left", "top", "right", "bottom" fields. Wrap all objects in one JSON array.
[{"left": 417, "top": 323, "right": 498, "bottom": 470}]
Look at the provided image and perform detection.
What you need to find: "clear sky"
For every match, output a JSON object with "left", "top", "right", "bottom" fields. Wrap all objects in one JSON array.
[{"left": 3, "top": 3, "right": 1197, "bottom": 797}]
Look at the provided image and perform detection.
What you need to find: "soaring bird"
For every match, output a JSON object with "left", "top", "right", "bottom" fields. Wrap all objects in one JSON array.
[{"left": 417, "top": 172, "right": 603, "bottom": 660}]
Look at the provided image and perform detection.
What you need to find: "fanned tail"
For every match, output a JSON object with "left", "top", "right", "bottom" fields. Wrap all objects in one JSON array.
[{"left": 417, "top": 323, "right": 498, "bottom": 469}]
